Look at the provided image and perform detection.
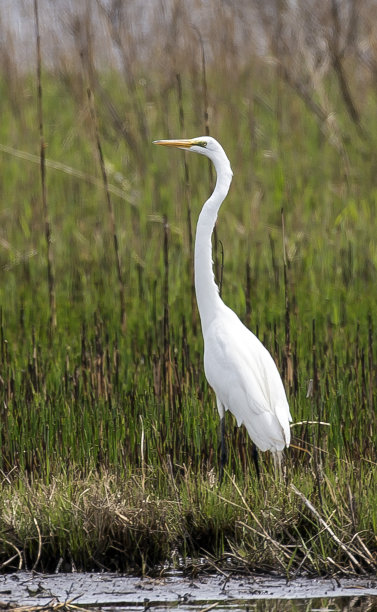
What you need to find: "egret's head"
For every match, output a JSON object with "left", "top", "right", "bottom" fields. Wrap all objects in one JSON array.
[
  {"left": 153, "top": 136, "right": 232, "bottom": 177},
  {"left": 153, "top": 136, "right": 212, "bottom": 154}
]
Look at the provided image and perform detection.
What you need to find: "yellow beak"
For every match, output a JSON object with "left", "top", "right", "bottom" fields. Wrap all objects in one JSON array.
[{"left": 153, "top": 139, "right": 194, "bottom": 148}]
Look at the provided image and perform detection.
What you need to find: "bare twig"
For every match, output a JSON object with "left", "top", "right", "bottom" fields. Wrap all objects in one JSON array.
[
  {"left": 0, "top": 540, "right": 22, "bottom": 571},
  {"left": 290, "top": 421, "right": 330, "bottom": 428},
  {"left": 0, "top": 144, "right": 135, "bottom": 205},
  {"left": 200, "top": 603, "right": 220, "bottom": 612}
]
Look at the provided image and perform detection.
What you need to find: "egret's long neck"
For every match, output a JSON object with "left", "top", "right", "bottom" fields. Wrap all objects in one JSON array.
[{"left": 194, "top": 156, "right": 233, "bottom": 329}]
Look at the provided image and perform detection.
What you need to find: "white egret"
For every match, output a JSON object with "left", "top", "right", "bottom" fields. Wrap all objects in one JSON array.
[{"left": 153, "top": 136, "right": 292, "bottom": 477}]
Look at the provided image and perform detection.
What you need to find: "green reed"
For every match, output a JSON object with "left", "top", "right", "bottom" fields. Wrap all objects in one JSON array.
[{"left": 0, "top": 58, "right": 376, "bottom": 573}]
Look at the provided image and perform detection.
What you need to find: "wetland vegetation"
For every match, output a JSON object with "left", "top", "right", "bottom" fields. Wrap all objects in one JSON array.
[{"left": 0, "top": 0, "right": 376, "bottom": 577}]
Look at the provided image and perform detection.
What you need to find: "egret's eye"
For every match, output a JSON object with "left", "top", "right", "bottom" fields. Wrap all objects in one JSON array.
[{"left": 196, "top": 141, "right": 207, "bottom": 148}]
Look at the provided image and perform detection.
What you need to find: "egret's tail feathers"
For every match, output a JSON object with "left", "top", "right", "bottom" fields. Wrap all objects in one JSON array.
[
  {"left": 275, "top": 403, "right": 292, "bottom": 447},
  {"left": 243, "top": 412, "right": 288, "bottom": 453}
]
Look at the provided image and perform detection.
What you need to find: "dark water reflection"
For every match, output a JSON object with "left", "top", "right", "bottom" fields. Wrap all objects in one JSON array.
[
  {"left": 102, "top": 595, "right": 377, "bottom": 610},
  {"left": 246, "top": 596, "right": 377, "bottom": 611}
]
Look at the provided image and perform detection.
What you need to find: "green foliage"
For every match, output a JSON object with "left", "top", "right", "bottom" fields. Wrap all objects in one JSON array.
[{"left": 0, "top": 65, "right": 377, "bottom": 574}]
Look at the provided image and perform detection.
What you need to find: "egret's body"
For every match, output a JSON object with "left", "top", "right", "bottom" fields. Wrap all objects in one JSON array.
[
  {"left": 154, "top": 136, "right": 292, "bottom": 472},
  {"left": 203, "top": 306, "right": 291, "bottom": 453}
]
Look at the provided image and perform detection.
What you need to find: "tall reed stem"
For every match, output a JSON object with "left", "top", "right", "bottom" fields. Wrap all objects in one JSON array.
[
  {"left": 281, "top": 208, "right": 293, "bottom": 389},
  {"left": 196, "top": 28, "right": 219, "bottom": 284},
  {"left": 176, "top": 73, "right": 197, "bottom": 333},
  {"left": 87, "top": 87, "right": 126, "bottom": 332},
  {"left": 163, "top": 215, "right": 172, "bottom": 400},
  {"left": 34, "top": 0, "right": 56, "bottom": 333}
]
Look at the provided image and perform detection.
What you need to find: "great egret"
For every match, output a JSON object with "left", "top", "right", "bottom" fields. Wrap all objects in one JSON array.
[{"left": 153, "top": 136, "right": 292, "bottom": 477}]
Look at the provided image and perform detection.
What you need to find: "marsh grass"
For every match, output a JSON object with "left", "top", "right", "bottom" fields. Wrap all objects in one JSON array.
[
  {"left": 1, "top": 463, "right": 376, "bottom": 576},
  {"left": 0, "top": 2, "right": 377, "bottom": 575}
]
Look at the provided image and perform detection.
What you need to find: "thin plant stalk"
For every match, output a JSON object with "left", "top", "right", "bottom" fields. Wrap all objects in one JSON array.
[
  {"left": 195, "top": 26, "right": 219, "bottom": 284},
  {"left": 281, "top": 208, "right": 293, "bottom": 389},
  {"left": 163, "top": 215, "right": 172, "bottom": 399},
  {"left": 34, "top": 0, "right": 57, "bottom": 332},
  {"left": 87, "top": 87, "right": 126, "bottom": 332},
  {"left": 176, "top": 73, "right": 197, "bottom": 332}
]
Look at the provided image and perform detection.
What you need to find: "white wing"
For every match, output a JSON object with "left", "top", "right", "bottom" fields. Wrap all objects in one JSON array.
[{"left": 203, "top": 305, "right": 292, "bottom": 452}]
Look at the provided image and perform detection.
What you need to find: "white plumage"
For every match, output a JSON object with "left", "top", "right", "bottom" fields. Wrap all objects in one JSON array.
[
  {"left": 154, "top": 136, "right": 292, "bottom": 470},
  {"left": 203, "top": 304, "right": 291, "bottom": 451}
]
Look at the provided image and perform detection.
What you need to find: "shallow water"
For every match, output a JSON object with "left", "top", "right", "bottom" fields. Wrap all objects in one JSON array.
[{"left": 1, "top": 571, "right": 377, "bottom": 610}]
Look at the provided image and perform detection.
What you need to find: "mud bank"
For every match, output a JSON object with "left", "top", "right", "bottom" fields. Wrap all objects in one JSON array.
[{"left": 1, "top": 571, "right": 377, "bottom": 610}]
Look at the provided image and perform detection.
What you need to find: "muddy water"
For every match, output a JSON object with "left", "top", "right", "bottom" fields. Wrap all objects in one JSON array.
[{"left": 1, "top": 571, "right": 377, "bottom": 610}]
